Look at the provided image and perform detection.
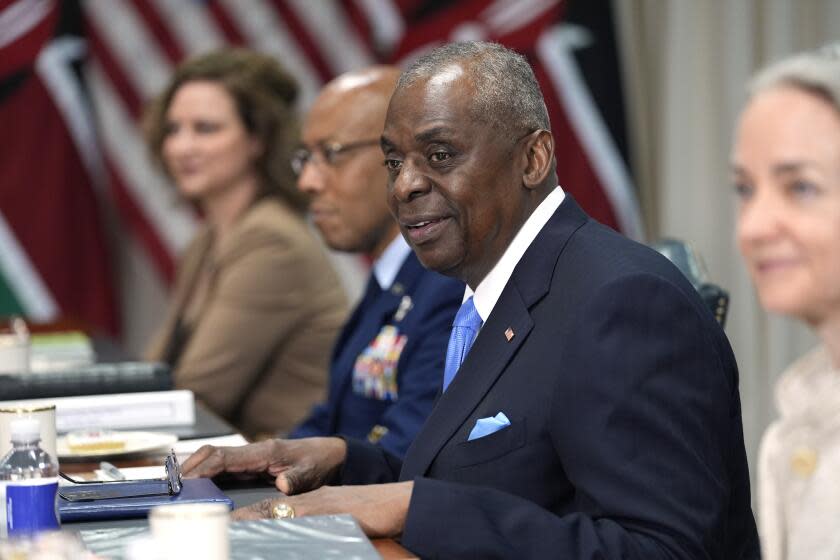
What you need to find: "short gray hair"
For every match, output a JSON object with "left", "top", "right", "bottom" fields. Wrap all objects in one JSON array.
[
  {"left": 749, "top": 43, "right": 840, "bottom": 113},
  {"left": 397, "top": 41, "right": 550, "bottom": 134}
]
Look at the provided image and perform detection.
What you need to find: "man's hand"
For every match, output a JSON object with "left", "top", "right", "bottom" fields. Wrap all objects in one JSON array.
[
  {"left": 232, "top": 481, "right": 414, "bottom": 539},
  {"left": 181, "top": 437, "right": 348, "bottom": 495}
]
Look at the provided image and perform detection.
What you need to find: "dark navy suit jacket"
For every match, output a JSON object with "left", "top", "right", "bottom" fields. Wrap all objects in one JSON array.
[
  {"left": 290, "top": 252, "right": 463, "bottom": 458},
  {"left": 340, "top": 197, "right": 760, "bottom": 559}
]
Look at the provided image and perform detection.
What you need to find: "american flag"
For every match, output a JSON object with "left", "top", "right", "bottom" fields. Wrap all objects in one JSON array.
[{"left": 1, "top": 0, "right": 642, "bottom": 335}]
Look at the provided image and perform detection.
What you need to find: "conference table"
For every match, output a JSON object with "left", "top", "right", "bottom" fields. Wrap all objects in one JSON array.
[{"left": 59, "top": 403, "right": 416, "bottom": 559}]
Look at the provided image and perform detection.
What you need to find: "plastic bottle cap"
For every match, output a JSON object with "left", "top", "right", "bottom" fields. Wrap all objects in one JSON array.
[{"left": 9, "top": 417, "right": 41, "bottom": 442}]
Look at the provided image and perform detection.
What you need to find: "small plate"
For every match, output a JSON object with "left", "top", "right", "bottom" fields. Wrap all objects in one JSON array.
[{"left": 56, "top": 431, "right": 178, "bottom": 459}]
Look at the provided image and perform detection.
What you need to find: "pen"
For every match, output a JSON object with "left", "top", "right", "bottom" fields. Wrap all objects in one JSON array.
[{"left": 99, "top": 461, "right": 126, "bottom": 481}]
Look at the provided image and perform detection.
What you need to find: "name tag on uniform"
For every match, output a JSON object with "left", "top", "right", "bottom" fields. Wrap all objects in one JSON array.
[{"left": 352, "top": 325, "right": 407, "bottom": 401}]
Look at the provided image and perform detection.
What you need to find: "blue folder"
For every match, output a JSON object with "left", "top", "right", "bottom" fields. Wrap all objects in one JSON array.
[{"left": 59, "top": 478, "right": 233, "bottom": 522}]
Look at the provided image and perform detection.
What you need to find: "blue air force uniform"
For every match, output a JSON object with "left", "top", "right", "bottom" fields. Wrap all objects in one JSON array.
[{"left": 289, "top": 235, "right": 463, "bottom": 458}]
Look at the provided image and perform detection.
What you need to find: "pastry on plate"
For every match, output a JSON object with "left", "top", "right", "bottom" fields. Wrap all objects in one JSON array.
[{"left": 65, "top": 430, "right": 127, "bottom": 453}]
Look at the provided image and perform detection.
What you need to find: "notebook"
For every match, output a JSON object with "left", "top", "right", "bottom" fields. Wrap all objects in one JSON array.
[{"left": 58, "top": 478, "right": 233, "bottom": 522}]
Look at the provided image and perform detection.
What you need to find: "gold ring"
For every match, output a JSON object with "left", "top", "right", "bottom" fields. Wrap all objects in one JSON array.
[{"left": 271, "top": 502, "right": 295, "bottom": 519}]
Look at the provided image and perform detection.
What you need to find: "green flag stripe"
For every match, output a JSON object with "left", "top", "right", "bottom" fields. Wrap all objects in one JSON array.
[
  {"left": 0, "top": 271, "right": 26, "bottom": 317},
  {"left": 0, "top": 212, "right": 58, "bottom": 321}
]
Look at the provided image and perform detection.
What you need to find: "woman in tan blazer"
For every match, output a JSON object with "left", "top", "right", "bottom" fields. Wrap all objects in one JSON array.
[
  {"left": 733, "top": 45, "right": 840, "bottom": 560},
  {"left": 143, "top": 49, "right": 347, "bottom": 436}
]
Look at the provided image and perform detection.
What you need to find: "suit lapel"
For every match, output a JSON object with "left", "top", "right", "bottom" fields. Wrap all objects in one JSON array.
[
  {"left": 400, "top": 285, "right": 533, "bottom": 479},
  {"left": 331, "top": 253, "right": 426, "bottom": 358},
  {"left": 189, "top": 202, "right": 268, "bottom": 325},
  {"left": 330, "top": 280, "right": 380, "bottom": 364},
  {"left": 152, "top": 229, "right": 212, "bottom": 362},
  {"left": 170, "top": 229, "right": 213, "bottom": 319},
  {"left": 400, "top": 196, "right": 589, "bottom": 479}
]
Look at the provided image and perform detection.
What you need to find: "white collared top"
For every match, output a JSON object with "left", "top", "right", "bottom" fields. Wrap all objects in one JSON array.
[{"left": 372, "top": 233, "right": 412, "bottom": 290}]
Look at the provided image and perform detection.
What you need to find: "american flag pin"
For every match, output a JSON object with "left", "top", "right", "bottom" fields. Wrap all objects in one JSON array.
[{"left": 504, "top": 327, "right": 514, "bottom": 341}]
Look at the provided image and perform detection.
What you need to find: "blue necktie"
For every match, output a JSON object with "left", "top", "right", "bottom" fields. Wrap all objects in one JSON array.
[{"left": 443, "top": 296, "right": 483, "bottom": 391}]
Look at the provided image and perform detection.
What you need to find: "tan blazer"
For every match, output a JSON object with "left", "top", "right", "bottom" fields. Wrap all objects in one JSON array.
[
  {"left": 145, "top": 198, "right": 348, "bottom": 436},
  {"left": 758, "top": 345, "right": 840, "bottom": 560}
]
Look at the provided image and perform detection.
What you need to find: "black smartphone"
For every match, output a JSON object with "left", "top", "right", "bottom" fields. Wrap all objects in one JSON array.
[{"left": 58, "top": 480, "right": 172, "bottom": 502}]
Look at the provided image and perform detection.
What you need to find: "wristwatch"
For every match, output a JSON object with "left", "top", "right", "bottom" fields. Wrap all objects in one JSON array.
[{"left": 272, "top": 502, "right": 295, "bottom": 519}]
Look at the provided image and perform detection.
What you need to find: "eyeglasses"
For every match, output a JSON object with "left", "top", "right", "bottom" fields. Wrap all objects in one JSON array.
[{"left": 291, "top": 139, "right": 380, "bottom": 175}]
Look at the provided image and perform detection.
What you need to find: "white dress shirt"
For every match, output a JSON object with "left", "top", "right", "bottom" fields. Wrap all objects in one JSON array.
[{"left": 467, "top": 186, "right": 566, "bottom": 323}]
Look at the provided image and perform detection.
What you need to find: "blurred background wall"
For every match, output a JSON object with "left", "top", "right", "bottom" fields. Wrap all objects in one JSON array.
[
  {"left": 617, "top": 0, "right": 840, "bottom": 479},
  {"left": 2, "top": 0, "right": 839, "bottom": 486}
]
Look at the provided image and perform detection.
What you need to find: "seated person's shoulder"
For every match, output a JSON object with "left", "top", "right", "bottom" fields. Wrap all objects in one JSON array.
[
  {"left": 223, "top": 200, "right": 337, "bottom": 277},
  {"left": 567, "top": 221, "right": 699, "bottom": 298},
  {"left": 411, "top": 268, "right": 464, "bottom": 310},
  {"left": 417, "top": 267, "right": 465, "bottom": 294},
  {"left": 234, "top": 199, "right": 315, "bottom": 247},
  {"left": 213, "top": 201, "right": 345, "bottom": 306}
]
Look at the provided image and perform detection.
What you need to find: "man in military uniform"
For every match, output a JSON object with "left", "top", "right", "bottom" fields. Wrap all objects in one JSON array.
[{"left": 287, "top": 66, "right": 463, "bottom": 458}]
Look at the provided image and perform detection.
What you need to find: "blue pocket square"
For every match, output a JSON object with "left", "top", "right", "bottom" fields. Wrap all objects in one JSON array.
[{"left": 467, "top": 412, "right": 511, "bottom": 441}]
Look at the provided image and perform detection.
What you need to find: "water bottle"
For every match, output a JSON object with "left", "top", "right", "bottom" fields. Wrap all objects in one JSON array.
[{"left": 0, "top": 418, "right": 60, "bottom": 538}]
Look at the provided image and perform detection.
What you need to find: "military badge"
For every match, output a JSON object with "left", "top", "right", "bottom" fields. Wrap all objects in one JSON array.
[
  {"left": 393, "top": 295, "right": 413, "bottom": 322},
  {"left": 352, "top": 325, "right": 407, "bottom": 400}
]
